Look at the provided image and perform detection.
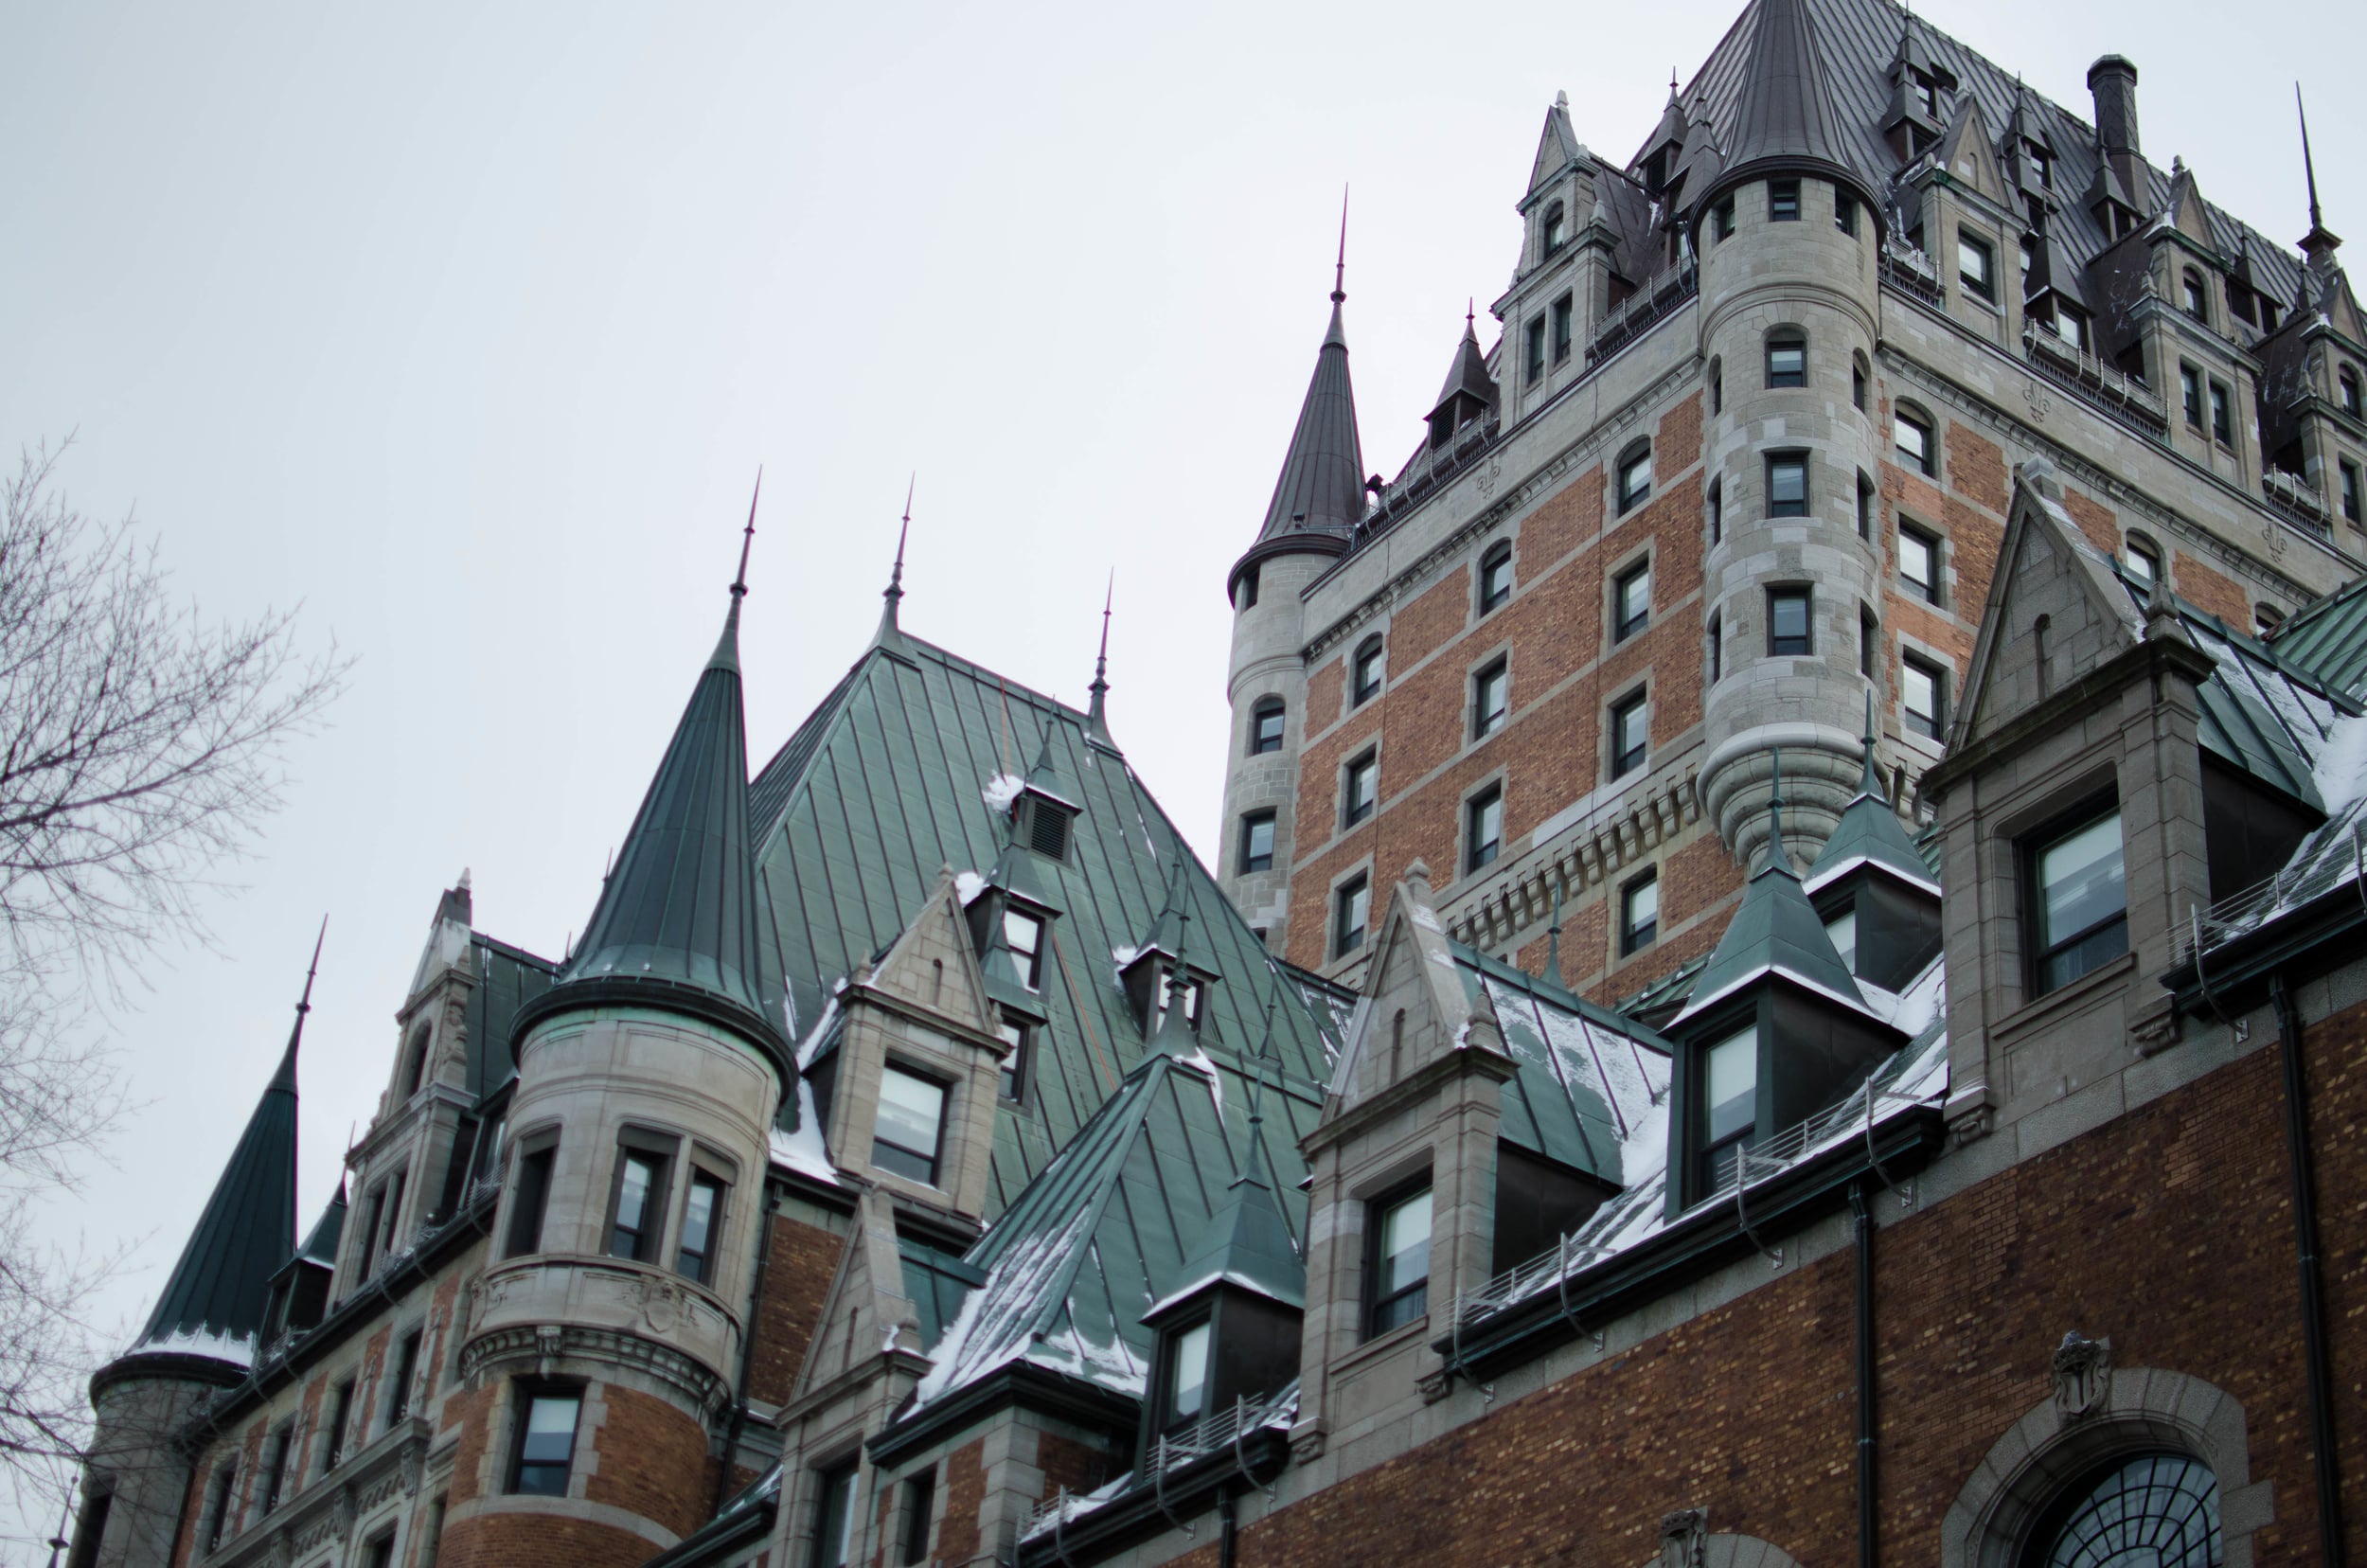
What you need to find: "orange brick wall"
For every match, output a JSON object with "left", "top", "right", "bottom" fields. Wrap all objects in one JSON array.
[{"left": 747, "top": 1210, "right": 848, "bottom": 1406}]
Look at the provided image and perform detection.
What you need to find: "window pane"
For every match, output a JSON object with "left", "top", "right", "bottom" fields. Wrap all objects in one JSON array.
[
  {"left": 1826, "top": 910, "right": 1858, "bottom": 971},
  {"left": 2038, "top": 814, "right": 2127, "bottom": 949},
  {"left": 1771, "top": 592, "right": 1810, "bottom": 654},
  {"left": 1252, "top": 705, "right": 1284, "bottom": 754},
  {"left": 1379, "top": 1187, "right": 1432, "bottom": 1315},
  {"left": 1704, "top": 1028, "right": 1757, "bottom": 1146},
  {"left": 1619, "top": 566, "right": 1651, "bottom": 633},
  {"left": 1896, "top": 418, "right": 1928, "bottom": 470},
  {"left": 1241, "top": 813, "right": 1275, "bottom": 873},
  {"left": 814, "top": 1467, "right": 857, "bottom": 1568},
  {"left": 1768, "top": 343, "right": 1805, "bottom": 386},
  {"left": 1346, "top": 757, "right": 1377, "bottom": 823},
  {"left": 678, "top": 1176, "right": 721, "bottom": 1279},
  {"left": 1903, "top": 661, "right": 1940, "bottom": 737},
  {"left": 1620, "top": 700, "right": 1648, "bottom": 758},
  {"left": 1169, "top": 1321, "right": 1210, "bottom": 1422},
  {"left": 1770, "top": 456, "right": 1806, "bottom": 514},
  {"left": 1476, "top": 666, "right": 1508, "bottom": 735},
  {"left": 875, "top": 1068, "right": 946, "bottom": 1182},
  {"left": 1901, "top": 531, "right": 1933, "bottom": 595}
]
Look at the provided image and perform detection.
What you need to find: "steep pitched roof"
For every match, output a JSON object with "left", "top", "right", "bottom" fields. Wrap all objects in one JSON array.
[
  {"left": 519, "top": 585, "right": 790, "bottom": 1076},
  {"left": 1154, "top": 1071, "right": 1305, "bottom": 1315},
  {"left": 1429, "top": 315, "right": 1501, "bottom": 421},
  {"left": 1244, "top": 296, "right": 1366, "bottom": 558},
  {"left": 1805, "top": 715, "right": 1941, "bottom": 899},
  {"left": 1714, "top": 0, "right": 1860, "bottom": 195}
]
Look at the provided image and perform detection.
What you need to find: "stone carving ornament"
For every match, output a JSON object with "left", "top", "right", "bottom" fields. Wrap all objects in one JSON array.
[
  {"left": 2053, "top": 1331, "right": 2111, "bottom": 1423},
  {"left": 1661, "top": 1508, "right": 1708, "bottom": 1568}
]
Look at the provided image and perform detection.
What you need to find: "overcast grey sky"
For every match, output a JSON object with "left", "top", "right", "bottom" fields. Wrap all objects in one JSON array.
[{"left": 1, "top": 0, "right": 2357, "bottom": 1553}]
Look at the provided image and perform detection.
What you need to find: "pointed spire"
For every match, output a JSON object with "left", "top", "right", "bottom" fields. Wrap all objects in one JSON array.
[
  {"left": 129, "top": 937, "right": 314, "bottom": 1361},
  {"left": 1240, "top": 204, "right": 1368, "bottom": 560},
  {"left": 1155, "top": 997, "right": 1302, "bottom": 1316},
  {"left": 514, "top": 505, "right": 792, "bottom": 1079},
  {"left": 877, "top": 477, "right": 913, "bottom": 650},
  {"left": 1085, "top": 573, "right": 1115, "bottom": 744},
  {"left": 2298, "top": 84, "right": 2343, "bottom": 270},
  {"left": 1331, "top": 185, "right": 1348, "bottom": 307},
  {"left": 1428, "top": 308, "right": 1501, "bottom": 428},
  {"left": 1720, "top": 0, "right": 1857, "bottom": 191},
  {"left": 1805, "top": 699, "right": 1941, "bottom": 899}
]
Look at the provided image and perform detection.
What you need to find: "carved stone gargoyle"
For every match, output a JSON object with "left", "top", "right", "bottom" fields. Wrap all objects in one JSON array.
[{"left": 2053, "top": 1330, "right": 2111, "bottom": 1423}]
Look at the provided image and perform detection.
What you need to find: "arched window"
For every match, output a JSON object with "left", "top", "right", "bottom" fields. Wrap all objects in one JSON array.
[
  {"left": 2340, "top": 365, "right": 2362, "bottom": 419},
  {"left": 1248, "top": 698, "right": 1286, "bottom": 756},
  {"left": 1542, "top": 201, "right": 1567, "bottom": 257},
  {"left": 2255, "top": 602, "right": 2284, "bottom": 637},
  {"left": 1351, "top": 635, "right": 1385, "bottom": 706},
  {"left": 1478, "top": 541, "right": 1514, "bottom": 614},
  {"left": 2030, "top": 1452, "right": 2220, "bottom": 1568},
  {"left": 1767, "top": 329, "right": 1806, "bottom": 388},
  {"left": 1895, "top": 403, "right": 1937, "bottom": 476},
  {"left": 1709, "top": 357, "right": 1724, "bottom": 414},
  {"left": 401, "top": 1024, "right": 432, "bottom": 1098},
  {"left": 2125, "top": 533, "right": 2162, "bottom": 586},
  {"left": 1616, "top": 440, "right": 1654, "bottom": 513},
  {"left": 2181, "top": 269, "right": 2209, "bottom": 323},
  {"left": 1853, "top": 351, "right": 1870, "bottom": 412}
]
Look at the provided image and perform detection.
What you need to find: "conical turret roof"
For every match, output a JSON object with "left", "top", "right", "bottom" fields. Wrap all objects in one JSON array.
[
  {"left": 133, "top": 1004, "right": 304, "bottom": 1363},
  {"left": 1241, "top": 285, "right": 1366, "bottom": 566},
  {"left": 1154, "top": 1066, "right": 1303, "bottom": 1316},
  {"left": 514, "top": 535, "right": 791, "bottom": 1079},
  {"left": 1713, "top": 0, "right": 1864, "bottom": 205}
]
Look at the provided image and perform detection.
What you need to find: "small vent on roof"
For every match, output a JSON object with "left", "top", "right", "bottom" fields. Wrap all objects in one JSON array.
[{"left": 1029, "top": 802, "right": 1073, "bottom": 863}]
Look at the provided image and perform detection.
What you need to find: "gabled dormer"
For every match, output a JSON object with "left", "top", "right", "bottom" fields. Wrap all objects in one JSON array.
[
  {"left": 1117, "top": 856, "right": 1221, "bottom": 1041},
  {"left": 259, "top": 1184, "right": 346, "bottom": 1345},
  {"left": 1998, "top": 80, "right": 2059, "bottom": 217},
  {"left": 1802, "top": 706, "right": 1944, "bottom": 995},
  {"left": 1881, "top": 10, "right": 1951, "bottom": 161},
  {"left": 1008, "top": 727, "right": 1081, "bottom": 865},
  {"left": 1424, "top": 312, "right": 1500, "bottom": 452},
  {"left": 1634, "top": 80, "right": 1690, "bottom": 200},
  {"left": 1664, "top": 759, "right": 1906, "bottom": 1218},
  {"left": 968, "top": 747, "right": 1072, "bottom": 1027},
  {"left": 2084, "top": 157, "right": 2142, "bottom": 244}
]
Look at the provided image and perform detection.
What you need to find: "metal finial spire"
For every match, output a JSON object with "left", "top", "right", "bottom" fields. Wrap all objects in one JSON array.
[
  {"left": 1332, "top": 185, "right": 1348, "bottom": 304},
  {"left": 1087, "top": 571, "right": 1113, "bottom": 731},
  {"left": 1669, "top": 67, "right": 1680, "bottom": 100},
  {"left": 2299, "top": 84, "right": 2324, "bottom": 231},
  {"left": 875, "top": 478, "right": 914, "bottom": 647},
  {"left": 733, "top": 468, "right": 760, "bottom": 600},
  {"left": 297, "top": 915, "right": 327, "bottom": 1019},
  {"left": 1467, "top": 296, "right": 1476, "bottom": 331}
]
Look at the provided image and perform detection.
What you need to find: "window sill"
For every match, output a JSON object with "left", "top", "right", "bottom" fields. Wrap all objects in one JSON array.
[
  {"left": 1330, "top": 1315, "right": 1430, "bottom": 1377},
  {"left": 1994, "top": 949, "right": 2137, "bottom": 1042}
]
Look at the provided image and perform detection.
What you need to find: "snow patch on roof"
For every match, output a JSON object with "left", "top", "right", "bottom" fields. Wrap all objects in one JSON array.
[
  {"left": 2315, "top": 713, "right": 2367, "bottom": 811},
  {"left": 982, "top": 774, "right": 1026, "bottom": 813},
  {"left": 911, "top": 1207, "right": 1098, "bottom": 1410},
  {"left": 768, "top": 1078, "right": 840, "bottom": 1186},
  {"left": 132, "top": 1326, "right": 258, "bottom": 1367},
  {"left": 954, "top": 870, "right": 988, "bottom": 906}
]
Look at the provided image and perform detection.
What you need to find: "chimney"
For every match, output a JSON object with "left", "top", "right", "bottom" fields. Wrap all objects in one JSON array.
[{"left": 2087, "top": 56, "right": 2144, "bottom": 199}]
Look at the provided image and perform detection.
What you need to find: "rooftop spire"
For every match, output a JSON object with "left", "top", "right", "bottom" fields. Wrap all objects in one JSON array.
[
  {"left": 878, "top": 476, "right": 913, "bottom": 648},
  {"left": 711, "top": 469, "right": 761, "bottom": 672},
  {"left": 1086, "top": 572, "right": 1114, "bottom": 743},
  {"left": 1331, "top": 185, "right": 1348, "bottom": 306},
  {"left": 2298, "top": 84, "right": 2343, "bottom": 267},
  {"left": 514, "top": 500, "right": 791, "bottom": 1081}
]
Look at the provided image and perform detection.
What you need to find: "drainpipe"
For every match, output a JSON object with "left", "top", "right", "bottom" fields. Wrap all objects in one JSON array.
[
  {"left": 1850, "top": 1182, "right": 1877, "bottom": 1568},
  {"left": 2269, "top": 974, "right": 2343, "bottom": 1568},
  {"left": 1219, "top": 1488, "right": 1238, "bottom": 1568},
  {"left": 712, "top": 1187, "right": 783, "bottom": 1519}
]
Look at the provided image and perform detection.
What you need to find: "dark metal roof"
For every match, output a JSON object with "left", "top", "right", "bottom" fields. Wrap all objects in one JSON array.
[
  {"left": 1715, "top": 0, "right": 1860, "bottom": 196},
  {"left": 1244, "top": 298, "right": 1366, "bottom": 559},
  {"left": 1429, "top": 316, "right": 1501, "bottom": 421},
  {"left": 519, "top": 594, "right": 790, "bottom": 1075},
  {"left": 134, "top": 1025, "right": 299, "bottom": 1357},
  {"left": 1673, "top": 783, "right": 1872, "bottom": 1027},
  {"left": 1805, "top": 722, "right": 1941, "bottom": 898}
]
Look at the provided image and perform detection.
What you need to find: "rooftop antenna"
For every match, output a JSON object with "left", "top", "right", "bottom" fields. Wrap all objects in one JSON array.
[{"left": 1332, "top": 185, "right": 1349, "bottom": 305}]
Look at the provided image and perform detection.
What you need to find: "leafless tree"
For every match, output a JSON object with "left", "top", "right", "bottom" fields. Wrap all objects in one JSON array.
[{"left": 0, "top": 441, "right": 349, "bottom": 1523}]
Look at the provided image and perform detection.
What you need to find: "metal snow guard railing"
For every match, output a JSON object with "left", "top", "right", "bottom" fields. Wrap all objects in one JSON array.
[
  {"left": 2020, "top": 323, "right": 2169, "bottom": 430},
  {"left": 2180, "top": 808, "right": 2367, "bottom": 971},
  {"left": 1879, "top": 240, "right": 1944, "bottom": 306},
  {"left": 1023, "top": 1385, "right": 1296, "bottom": 1541},
  {"left": 1451, "top": 1083, "right": 1926, "bottom": 1330},
  {"left": 1586, "top": 262, "right": 1699, "bottom": 366}
]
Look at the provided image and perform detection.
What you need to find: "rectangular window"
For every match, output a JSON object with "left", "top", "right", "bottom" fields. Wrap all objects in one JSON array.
[
  {"left": 1767, "top": 453, "right": 1808, "bottom": 517},
  {"left": 677, "top": 1170, "right": 726, "bottom": 1284},
  {"left": 1351, "top": 639, "right": 1384, "bottom": 704},
  {"left": 1834, "top": 188, "right": 1858, "bottom": 235},
  {"left": 1700, "top": 1025, "right": 1758, "bottom": 1193},
  {"left": 2210, "top": 380, "right": 2233, "bottom": 445},
  {"left": 1250, "top": 702, "right": 1285, "bottom": 755},
  {"left": 1895, "top": 412, "right": 1933, "bottom": 475},
  {"left": 386, "top": 1330, "right": 421, "bottom": 1427},
  {"left": 1957, "top": 232, "right": 1994, "bottom": 301},
  {"left": 899, "top": 1467, "right": 936, "bottom": 1566},
  {"left": 1551, "top": 293, "right": 1574, "bottom": 364},
  {"left": 1334, "top": 875, "right": 1370, "bottom": 957},
  {"left": 1614, "top": 561, "right": 1651, "bottom": 640},
  {"left": 1003, "top": 908, "right": 1045, "bottom": 989},
  {"left": 1902, "top": 652, "right": 1947, "bottom": 739},
  {"left": 1344, "top": 752, "right": 1378, "bottom": 826},
  {"left": 2343, "top": 460, "right": 2362, "bottom": 524},
  {"left": 506, "top": 1144, "right": 555, "bottom": 1259},
  {"left": 608, "top": 1146, "right": 670, "bottom": 1262},
  {"left": 362, "top": 1534, "right": 396, "bottom": 1568},
  {"left": 1827, "top": 909, "right": 1860, "bottom": 971},
  {"left": 2031, "top": 807, "right": 2128, "bottom": 993},
  {"left": 1898, "top": 524, "right": 1940, "bottom": 602},
  {"left": 1709, "top": 612, "right": 1723, "bottom": 684},
  {"left": 1769, "top": 588, "right": 1812, "bottom": 656},
  {"left": 1238, "top": 811, "right": 1275, "bottom": 874},
  {"left": 811, "top": 1462, "right": 859, "bottom": 1568},
  {"left": 1853, "top": 360, "right": 1867, "bottom": 411},
  {"left": 997, "top": 1016, "right": 1030, "bottom": 1103},
  {"left": 1466, "top": 787, "right": 1504, "bottom": 874},
  {"left": 205, "top": 1463, "right": 238, "bottom": 1550},
  {"left": 1166, "top": 1320, "right": 1211, "bottom": 1426},
  {"left": 1620, "top": 872, "right": 1659, "bottom": 955},
  {"left": 1767, "top": 336, "right": 1806, "bottom": 388},
  {"left": 1617, "top": 447, "right": 1652, "bottom": 512},
  {"left": 509, "top": 1386, "right": 579, "bottom": 1496},
  {"left": 873, "top": 1067, "right": 948, "bottom": 1185},
  {"left": 1479, "top": 546, "right": 1514, "bottom": 612},
  {"left": 2180, "top": 364, "right": 2202, "bottom": 427},
  {"left": 2127, "top": 540, "right": 2159, "bottom": 584},
  {"left": 1715, "top": 196, "right": 1735, "bottom": 239},
  {"left": 1525, "top": 318, "right": 1546, "bottom": 383},
  {"left": 357, "top": 1185, "right": 386, "bottom": 1283},
  {"left": 1768, "top": 179, "right": 1800, "bottom": 222},
  {"left": 1366, "top": 1185, "right": 1432, "bottom": 1336},
  {"left": 1857, "top": 472, "right": 1874, "bottom": 538},
  {"left": 1472, "top": 660, "right": 1509, "bottom": 739},
  {"left": 324, "top": 1378, "right": 356, "bottom": 1472},
  {"left": 261, "top": 1424, "right": 294, "bottom": 1515},
  {"left": 1611, "top": 692, "right": 1649, "bottom": 778}
]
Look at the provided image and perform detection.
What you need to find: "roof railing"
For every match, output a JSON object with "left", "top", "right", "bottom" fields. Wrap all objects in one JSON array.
[
  {"left": 2261, "top": 469, "right": 2333, "bottom": 536},
  {"left": 2020, "top": 322, "right": 2169, "bottom": 430},
  {"left": 1023, "top": 1384, "right": 1298, "bottom": 1541},
  {"left": 1878, "top": 239, "right": 1944, "bottom": 307},
  {"left": 1586, "top": 262, "right": 1700, "bottom": 367},
  {"left": 2180, "top": 805, "right": 2367, "bottom": 966}
]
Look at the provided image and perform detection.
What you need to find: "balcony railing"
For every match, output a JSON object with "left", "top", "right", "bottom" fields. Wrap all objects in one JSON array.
[
  {"left": 2020, "top": 323, "right": 2168, "bottom": 430},
  {"left": 2262, "top": 469, "right": 2333, "bottom": 535}
]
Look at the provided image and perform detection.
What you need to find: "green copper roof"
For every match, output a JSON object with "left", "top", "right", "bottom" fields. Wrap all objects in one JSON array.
[
  {"left": 136, "top": 1024, "right": 299, "bottom": 1360},
  {"left": 2273, "top": 574, "right": 2367, "bottom": 704},
  {"left": 294, "top": 1185, "right": 347, "bottom": 1268},
  {"left": 1805, "top": 717, "right": 1940, "bottom": 899},
  {"left": 521, "top": 587, "right": 791, "bottom": 1076},
  {"left": 1157, "top": 1081, "right": 1305, "bottom": 1315}
]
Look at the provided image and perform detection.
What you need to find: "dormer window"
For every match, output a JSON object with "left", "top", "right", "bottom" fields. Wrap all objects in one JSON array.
[
  {"left": 1542, "top": 200, "right": 1566, "bottom": 257},
  {"left": 2181, "top": 269, "right": 2208, "bottom": 323},
  {"left": 874, "top": 1065, "right": 948, "bottom": 1185},
  {"left": 1159, "top": 971, "right": 1203, "bottom": 1027},
  {"left": 1365, "top": 1183, "right": 1431, "bottom": 1337},
  {"left": 1165, "top": 1319, "right": 1211, "bottom": 1427},
  {"left": 1958, "top": 233, "right": 1995, "bottom": 302},
  {"left": 997, "top": 1016, "right": 1031, "bottom": 1102},
  {"left": 2340, "top": 366, "right": 2361, "bottom": 419},
  {"left": 1003, "top": 909, "right": 1044, "bottom": 990},
  {"left": 2027, "top": 144, "right": 2053, "bottom": 189},
  {"left": 1913, "top": 77, "right": 1937, "bottom": 118},
  {"left": 2028, "top": 805, "right": 2127, "bottom": 994},
  {"left": 1699, "top": 1025, "right": 1758, "bottom": 1192},
  {"left": 1023, "top": 797, "right": 1073, "bottom": 862}
]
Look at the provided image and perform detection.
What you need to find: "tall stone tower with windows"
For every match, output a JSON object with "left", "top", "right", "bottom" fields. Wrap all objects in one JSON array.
[
  {"left": 1217, "top": 244, "right": 1368, "bottom": 955},
  {"left": 443, "top": 537, "right": 793, "bottom": 1568}
]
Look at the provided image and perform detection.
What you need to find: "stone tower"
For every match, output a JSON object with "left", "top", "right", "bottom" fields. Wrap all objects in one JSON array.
[
  {"left": 444, "top": 535, "right": 794, "bottom": 1567},
  {"left": 1217, "top": 242, "right": 1368, "bottom": 953},
  {"left": 1690, "top": 0, "right": 1892, "bottom": 863}
]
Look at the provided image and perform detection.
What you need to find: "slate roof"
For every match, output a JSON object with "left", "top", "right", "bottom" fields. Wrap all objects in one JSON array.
[
  {"left": 521, "top": 590, "right": 790, "bottom": 1073},
  {"left": 1239, "top": 294, "right": 1366, "bottom": 571},
  {"left": 1716, "top": 0, "right": 1857, "bottom": 193}
]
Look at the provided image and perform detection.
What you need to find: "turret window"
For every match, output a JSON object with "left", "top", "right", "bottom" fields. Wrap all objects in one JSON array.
[
  {"left": 1768, "top": 179, "right": 1800, "bottom": 222},
  {"left": 1249, "top": 698, "right": 1286, "bottom": 755},
  {"left": 1333, "top": 874, "right": 1370, "bottom": 957},
  {"left": 1768, "top": 453, "right": 1809, "bottom": 517},
  {"left": 606, "top": 1138, "right": 672, "bottom": 1263},
  {"left": 1766, "top": 330, "right": 1806, "bottom": 388},
  {"left": 1614, "top": 560, "right": 1652, "bottom": 640},
  {"left": 1466, "top": 785, "right": 1504, "bottom": 874},
  {"left": 1620, "top": 870, "right": 1659, "bottom": 955},
  {"left": 1616, "top": 442, "right": 1653, "bottom": 513},
  {"left": 1351, "top": 635, "right": 1385, "bottom": 705},
  {"left": 1004, "top": 908, "right": 1044, "bottom": 989},
  {"left": 1710, "top": 358, "right": 1723, "bottom": 414},
  {"left": 1835, "top": 188, "right": 1859, "bottom": 236},
  {"left": 1541, "top": 200, "right": 1566, "bottom": 257},
  {"left": 1958, "top": 232, "right": 1995, "bottom": 302},
  {"left": 1853, "top": 355, "right": 1869, "bottom": 411},
  {"left": 1239, "top": 811, "right": 1276, "bottom": 874},
  {"left": 1237, "top": 565, "right": 1259, "bottom": 610},
  {"left": 677, "top": 1170, "right": 727, "bottom": 1285},
  {"left": 508, "top": 1384, "right": 582, "bottom": 1496},
  {"left": 1860, "top": 608, "right": 1879, "bottom": 677},
  {"left": 1769, "top": 588, "right": 1813, "bottom": 656},
  {"left": 1699, "top": 1025, "right": 1758, "bottom": 1193},
  {"left": 1902, "top": 652, "right": 1948, "bottom": 739},
  {"left": 1858, "top": 471, "right": 1875, "bottom": 537},
  {"left": 505, "top": 1138, "right": 556, "bottom": 1259},
  {"left": 1709, "top": 612, "right": 1723, "bottom": 683},
  {"left": 874, "top": 1066, "right": 949, "bottom": 1185},
  {"left": 2181, "top": 269, "right": 2208, "bottom": 322},
  {"left": 1709, "top": 478, "right": 1724, "bottom": 543},
  {"left": 1166, "top": 1319, "right": 1211, "bottom": 1425},
  {"left": 1365, "top": 1183, "right": 1432, "bottom": 1336},
  {"left": 2028, "top": 805, "right": 2127, "bottom": 994},
  {"left": 1480, "top": 542, "right": 1514, "bottom": 613},
  {"left": 1715, "top": 197, "right": 1735, "bottom": 241},
  {"left": 1344, "top": 751, "right": 1378, "bottom": 827}
]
